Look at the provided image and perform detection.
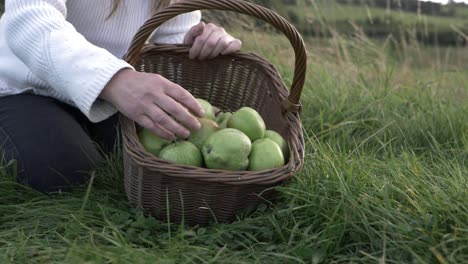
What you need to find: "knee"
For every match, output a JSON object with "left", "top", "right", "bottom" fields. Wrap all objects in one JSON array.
[{"left": 18, "top": 144, "right": 104, "bottom": 193}]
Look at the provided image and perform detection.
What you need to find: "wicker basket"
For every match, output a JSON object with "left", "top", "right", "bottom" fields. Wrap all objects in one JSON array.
[{"left": 120, "top": 0, "right": 307, "bottom": 226}]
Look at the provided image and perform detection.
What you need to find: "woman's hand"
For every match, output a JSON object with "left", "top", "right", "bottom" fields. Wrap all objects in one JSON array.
[
  {"left": 100, "top": 69, "right": 204, "bottom": 141},
  {"left": 184, "top": 22, "right": 242, "bottom": 60}
]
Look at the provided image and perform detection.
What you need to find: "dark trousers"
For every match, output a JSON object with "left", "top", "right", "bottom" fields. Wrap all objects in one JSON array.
[{"left": 0, "top": 93, "right": 119, "bottom": 192}]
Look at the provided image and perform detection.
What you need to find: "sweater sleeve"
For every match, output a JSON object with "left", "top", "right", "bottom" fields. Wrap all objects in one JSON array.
[
  {"left": 149, "top": 11, "right": 202, "bottom": 44},
  {"left": 3, "top": 0, "right": 133, "bottom": 122}
]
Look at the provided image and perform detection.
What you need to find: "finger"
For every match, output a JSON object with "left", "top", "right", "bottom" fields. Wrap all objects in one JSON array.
[
  {"left": 208, "top": 35, "right": 232, "bottom": 59},
  {"left": 137, "top": 114, "right": 175, "bottom": 141},
  {"left": 189, "top": 23, "right": 217, "bottom": 60},
  {"left": 163, "top": 82, "right": 204, "bottom": 119},
  {"left": 145, "top": 104, "right": 191, "bottom": 139},
  {"left": 184, "top": 22, "right": 205, "bottom": 45},
  {"left": 198, "top": 29, "right": 226, "bottom": 60},
  {"left": 155, "top": 94, "right": 201, "bottom": 132},
  {"left": 221, "top": 39, "right": 242, "bottom": 55}
]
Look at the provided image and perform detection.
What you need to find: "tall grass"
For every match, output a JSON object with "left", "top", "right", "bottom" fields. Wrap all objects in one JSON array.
[
  {"left": 268, "top": 0, "right": 468, "bottom": 46},
  {"left": 1, "top": 3, "right": 467, "bottom": 263}
]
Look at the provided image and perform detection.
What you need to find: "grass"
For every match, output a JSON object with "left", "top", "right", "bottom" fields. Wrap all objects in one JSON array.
[
  {"left": 1, "top": 7, "right": 468, "bottom": 264},
  {"left": 298, "top": 2, "right": 468, "bottom": 28}
]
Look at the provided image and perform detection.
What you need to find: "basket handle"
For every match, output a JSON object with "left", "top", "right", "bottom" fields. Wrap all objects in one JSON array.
[{"left": 124, "top": 0, "right": 307, "bottom": 113}]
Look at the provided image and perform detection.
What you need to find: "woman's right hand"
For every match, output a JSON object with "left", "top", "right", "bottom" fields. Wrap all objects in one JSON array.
[{"left": 100, "top": 69, "right": 204, "bottom": 140}]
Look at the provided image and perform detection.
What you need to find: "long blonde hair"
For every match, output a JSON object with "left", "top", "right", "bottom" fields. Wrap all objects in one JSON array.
[{"left": 109, "top": 0, "right": 173, "bottom": 18}]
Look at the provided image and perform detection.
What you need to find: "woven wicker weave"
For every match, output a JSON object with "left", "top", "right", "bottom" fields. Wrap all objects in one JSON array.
[{"left": 120, "top": 0, "right": 307, "bottom": 226}]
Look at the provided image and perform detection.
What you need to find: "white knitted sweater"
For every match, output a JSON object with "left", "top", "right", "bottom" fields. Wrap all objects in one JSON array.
[{"left": 0, "top": 0, "right": 201, "bottom": 122}]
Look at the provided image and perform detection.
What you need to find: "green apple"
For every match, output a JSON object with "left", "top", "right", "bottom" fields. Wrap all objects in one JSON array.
[
  {"left": 202, "top": 128, "right": 252, "bottom": 171},
  {"left": 264, "top": 130, "right": 289, "bottom": 162},
  {"left": 196, "top": 98, "right": 216, "bottom": 121},
  {"left": 228, "top": 107, "right": 266, "bottom": 142},
  {"left": 216, "top": 112, "right": 233, "bottom": 129},
  {"left": 138, "top": 128, "right": 171, "bottom": 156},
  {"left": 248, "top": 138, "right": 285, "bottom": 171},
  {"left": 159, "top": 141, "right": 203, "bottom": 167},
  {"left": 188, "top": 118, "right": 220, "bottom": 149}
]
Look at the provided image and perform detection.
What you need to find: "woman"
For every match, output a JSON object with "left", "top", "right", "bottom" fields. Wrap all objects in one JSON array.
[{"left": 0, "top": 0, "right": 242, "bottom": 192}]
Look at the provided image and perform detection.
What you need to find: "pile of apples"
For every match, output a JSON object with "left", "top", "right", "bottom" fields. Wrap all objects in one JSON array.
[{"left": 139, "top": 99, "right": 289, "bottom": 171}]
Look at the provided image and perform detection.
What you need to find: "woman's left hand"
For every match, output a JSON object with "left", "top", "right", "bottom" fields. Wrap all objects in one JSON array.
[{"left": 184, "top": 22, "right": 242, "bottom": 60}]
